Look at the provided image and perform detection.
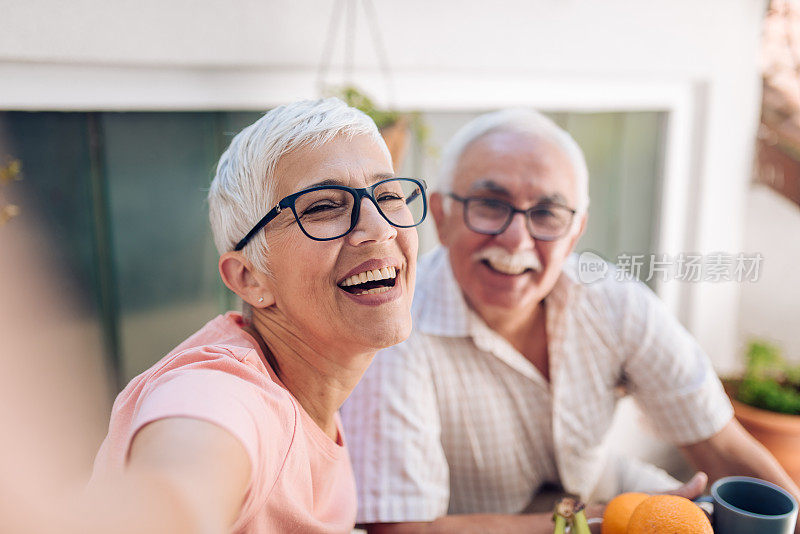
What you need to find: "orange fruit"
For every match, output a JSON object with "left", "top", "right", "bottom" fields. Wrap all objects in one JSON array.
[
  {"left": 626, "top": 494, "right": 713, "bottom": 534},
  {"left": 602, "top": 492, "right": 649, "bottom": 534}
]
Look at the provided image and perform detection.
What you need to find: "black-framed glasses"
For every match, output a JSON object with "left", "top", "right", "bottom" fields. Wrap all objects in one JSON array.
[
  {"left": 234, "top": 177, "right": 428, "bottom": 250},
  {"left": 448, "top": 193, "right": 576, "bottom": 241}
]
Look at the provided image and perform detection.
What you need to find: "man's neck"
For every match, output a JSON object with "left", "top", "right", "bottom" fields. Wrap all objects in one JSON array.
[
  {"left": 244, "top": 313, "right": 373, "bottom": 441},
  {"left": 479, "top": 298, "right": 543, "bottom": 341},
  {"left": 479, "top": 300, "right": 549, "bottom": 380}
]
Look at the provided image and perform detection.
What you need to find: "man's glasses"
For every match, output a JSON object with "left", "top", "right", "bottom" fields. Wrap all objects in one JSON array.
[
  {"left": 234, "top": 177, "right": 428, "bottom": 250},
  {"left": 448, "top": 193, "right": 576, "bottom": 242}
]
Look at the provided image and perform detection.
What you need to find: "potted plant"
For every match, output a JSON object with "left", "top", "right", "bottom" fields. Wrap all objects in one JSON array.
[
  {"left": 724, "top": 340, "right": 800, "bottom": 483},
  {"left": 331, "top": 85, "right": 430, "bottom": 172}
]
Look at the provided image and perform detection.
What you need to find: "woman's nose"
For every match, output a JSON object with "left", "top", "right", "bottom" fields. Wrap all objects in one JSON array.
[{"left": 347, "top": 198, "right": 397, "bottom": 245}]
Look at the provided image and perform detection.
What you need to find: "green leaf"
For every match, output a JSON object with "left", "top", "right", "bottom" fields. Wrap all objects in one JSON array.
[{"left": 737, "top": 340, "right": 800, "bottom": 414}]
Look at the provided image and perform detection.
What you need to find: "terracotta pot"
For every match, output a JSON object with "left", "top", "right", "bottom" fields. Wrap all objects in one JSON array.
[
  {"left": 725, "top": 380, "right": 800, "bottom": 484},
  {"left": 379, "top": 116, "right": 410, "bottom": 172}
]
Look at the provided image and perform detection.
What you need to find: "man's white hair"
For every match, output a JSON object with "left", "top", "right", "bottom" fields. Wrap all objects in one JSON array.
[
  {"left": 208, "top": 97, "right": 388, "bottom": 273},
  {"left": 438, "top": 109, "right": 590, "bottom": 213}
]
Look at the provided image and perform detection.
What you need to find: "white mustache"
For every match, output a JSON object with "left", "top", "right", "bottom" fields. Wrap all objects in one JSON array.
[{"left": 472, "top": 246, "right": 542, "bottom": 273}]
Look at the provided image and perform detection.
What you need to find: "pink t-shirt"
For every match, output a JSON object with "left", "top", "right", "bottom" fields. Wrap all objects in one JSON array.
[{"left": 92, "top": 312, "right": 357, "bottom": 534}]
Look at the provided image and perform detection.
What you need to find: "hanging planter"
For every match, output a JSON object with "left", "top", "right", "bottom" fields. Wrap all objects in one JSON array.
[
  {"left": 378, "top": 115, "right": 411, "bottom": 171},
  {"left": 315, "top": 2, "right": 432, "bottom": 172},
  {"left": 331, "top": 85, "right": 428, "bottom": 172}
]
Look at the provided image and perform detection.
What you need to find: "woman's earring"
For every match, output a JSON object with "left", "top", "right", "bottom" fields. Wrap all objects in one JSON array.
[{"left": 258, "top": 297, "right": 264, "bottom": 303}]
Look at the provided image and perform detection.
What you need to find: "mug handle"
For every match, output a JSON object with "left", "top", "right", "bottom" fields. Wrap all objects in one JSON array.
[{"left": 693, "top": 495, "right": 714, "bottom": 521}]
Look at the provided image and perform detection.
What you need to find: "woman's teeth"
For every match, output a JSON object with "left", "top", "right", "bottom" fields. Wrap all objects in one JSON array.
[
  {"left": 356, "top": 286, "right": 391, "bottom": 295},
  {"left": 340, "top": 266, "right": 397, "bottom": 287}
]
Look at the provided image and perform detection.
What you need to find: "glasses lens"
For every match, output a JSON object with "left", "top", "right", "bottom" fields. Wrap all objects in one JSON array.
[
  {"left": 293, "top": 188, "right": 355, "bottom": 239},
  {"left": 528, "top": 206, "right": 573, "bottom": 239},
  {"left": 374, "top": 179, "right": 426, "bottom": 227},
  {"left": 464, "top": 198, "right": 512, "bottom": 234}
]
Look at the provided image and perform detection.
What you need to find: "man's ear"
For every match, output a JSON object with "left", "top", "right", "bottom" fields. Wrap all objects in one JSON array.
[
  {"left": 565, "top": 211, "right": 588, "bottom": 254},
  {"left": 218, "top": 251, "right": 275, "bottom": 308},
  {"left": 430, "top": 191, "right": 451, "bottom": 246}
]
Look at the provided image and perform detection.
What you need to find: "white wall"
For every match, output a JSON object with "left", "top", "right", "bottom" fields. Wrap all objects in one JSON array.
[
  {"left": 0, "top": 0, "right": 767, "bottom": 370},
  {"left": 739, "top": 184, "right": 800, "bottom": 364}
]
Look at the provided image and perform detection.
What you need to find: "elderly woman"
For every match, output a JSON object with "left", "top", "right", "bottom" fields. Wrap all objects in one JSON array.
[{"left": 90, "top": 98, "right": 427, "bottom": 533}]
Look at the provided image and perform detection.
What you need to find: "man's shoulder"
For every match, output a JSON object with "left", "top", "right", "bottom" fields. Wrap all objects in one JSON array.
[
  {"left": 560, "top": 252, "right": 662, "bottom": 327},
  {"left": 565, "top": 252, "right": 653, "bottom": 296}
]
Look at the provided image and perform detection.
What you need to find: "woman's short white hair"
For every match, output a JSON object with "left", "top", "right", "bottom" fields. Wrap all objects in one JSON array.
[
  {"left": 438, "top": 109, "right": 590, "bottom": 213},
  {"left": 208, "top": 97, "right": 388, "bottom": 272}
]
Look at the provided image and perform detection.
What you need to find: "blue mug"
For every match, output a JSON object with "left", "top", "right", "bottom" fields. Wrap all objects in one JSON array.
[{"left": 695, "top": 476, "right": 798, "bottom": 534}]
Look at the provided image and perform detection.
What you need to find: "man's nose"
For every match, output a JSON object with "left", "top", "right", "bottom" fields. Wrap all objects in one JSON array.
[
  {"left": 347, "top": 197, "right": 397, "bottom": 245},
  {"left": 495, "top": 211, "right": 532, "bottom": 246}
]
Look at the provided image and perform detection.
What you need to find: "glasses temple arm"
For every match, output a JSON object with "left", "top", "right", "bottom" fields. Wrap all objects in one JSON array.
[{"left": 232, "top": 204, "right": 283, "bottom": 251}]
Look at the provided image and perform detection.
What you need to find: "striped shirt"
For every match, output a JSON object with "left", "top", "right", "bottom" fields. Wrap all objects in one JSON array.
[{"left": 341, "top": 246, "right": 733, "bottom": 523}]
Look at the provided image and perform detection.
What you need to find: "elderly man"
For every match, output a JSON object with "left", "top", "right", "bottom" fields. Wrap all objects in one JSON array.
[{"left": 341, "top": 109, "right": 800, "bottom": 533}]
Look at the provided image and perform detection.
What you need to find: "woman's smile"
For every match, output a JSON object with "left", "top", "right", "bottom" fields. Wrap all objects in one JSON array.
[{"left": 337, "top": 257, "right": 403, "bottom": 304}]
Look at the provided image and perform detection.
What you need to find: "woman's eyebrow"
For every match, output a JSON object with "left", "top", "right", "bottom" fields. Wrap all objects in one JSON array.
[
  {"left": 305, "top": 178, "right": 344, "bottom": 188},
  {"left": 304, "top": 173, "right": 396, "bottom": 189},
  {"left": 371, "top": 172, "right": 396, "bottom": 183}
]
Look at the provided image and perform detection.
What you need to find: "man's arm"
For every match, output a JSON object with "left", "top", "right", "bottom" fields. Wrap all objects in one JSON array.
[
  {"left": 364, "top": 508, "right": 606, "bottom": 534},
  {"left": 365, "top": 513, "right": 558, "bottom": 534},
  {"left": 681, "top": 417, "right": 800, "bottom": 534},
  {"left": 362, "top": 473, "right": 709, "bottom": 534},
  {"left": 680, "top": 418, "right": 800, "bottom": 499}
]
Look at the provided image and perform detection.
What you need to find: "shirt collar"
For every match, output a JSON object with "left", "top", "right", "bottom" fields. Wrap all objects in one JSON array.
[
  {"left": 549, "top": 252, "right": 584, "bottom": 310},
  {"left": 413, "top": 247, "right": 472, "bottom": 337}
]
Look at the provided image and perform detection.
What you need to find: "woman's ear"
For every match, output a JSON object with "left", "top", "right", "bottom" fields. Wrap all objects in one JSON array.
[{"left": 218, "top": 252, "right": 275, "bottom": 308}]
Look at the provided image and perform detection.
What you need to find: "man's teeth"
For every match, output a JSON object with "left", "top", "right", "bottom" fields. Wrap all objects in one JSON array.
[
  {"left": 340, "top": 266, "right": 397, "bottom": 287},
  {"left": 486, "top": 258, "right": 529, "bottom": 275}
]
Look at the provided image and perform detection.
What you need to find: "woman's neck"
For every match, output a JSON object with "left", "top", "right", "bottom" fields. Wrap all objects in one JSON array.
[{"left": 243, "top": 312, "right": 373, "bottom": 441}]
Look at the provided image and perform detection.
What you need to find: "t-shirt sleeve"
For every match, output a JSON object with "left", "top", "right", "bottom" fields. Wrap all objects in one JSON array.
[
  {"left": 340, "top": 336, "right": 449, "bottom": 523},
  {"left": 619, "top": 280, "right": 733, "bottom": 445},
  {"left": 129, "top": 367, "right": 295, "bottom": 528}
]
